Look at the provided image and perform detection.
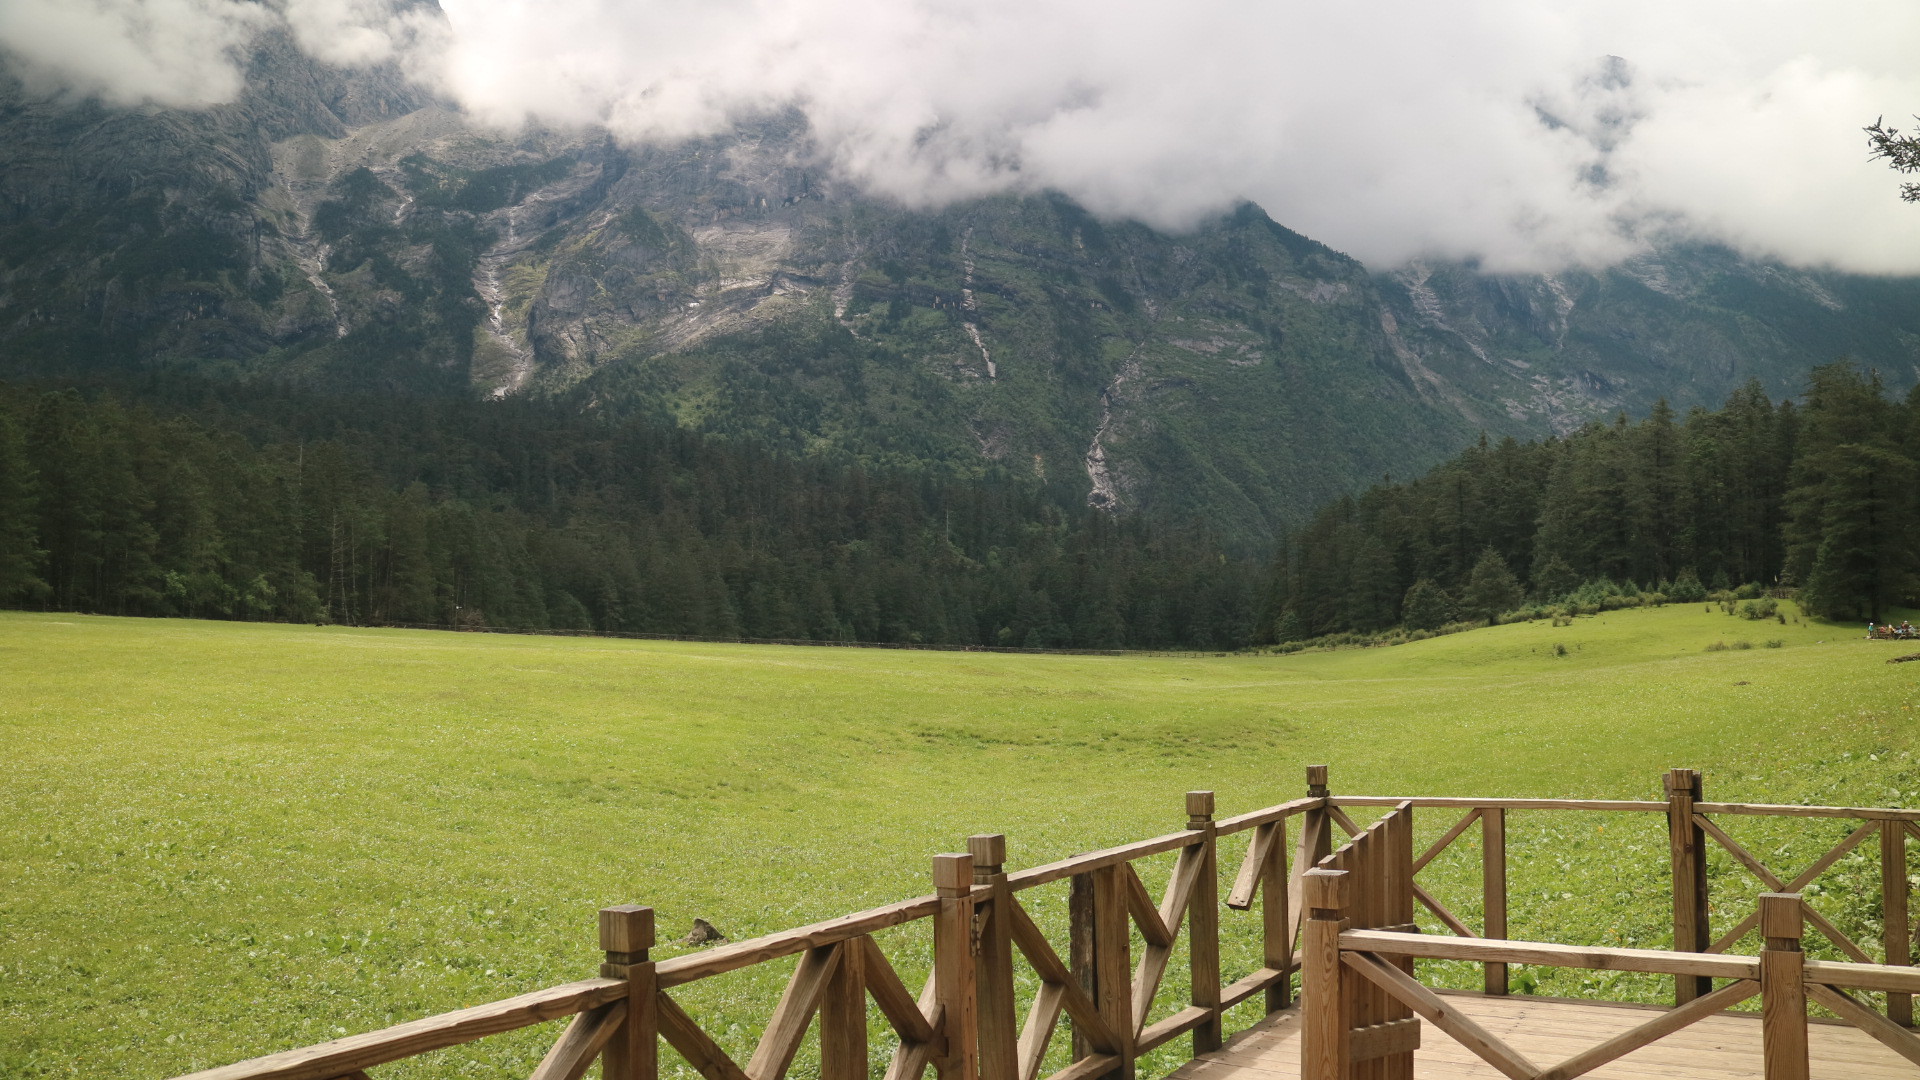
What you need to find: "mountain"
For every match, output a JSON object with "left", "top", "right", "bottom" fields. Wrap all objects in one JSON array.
[{"left": 3, "top": 38, "right": 1917, "bottom": 547}]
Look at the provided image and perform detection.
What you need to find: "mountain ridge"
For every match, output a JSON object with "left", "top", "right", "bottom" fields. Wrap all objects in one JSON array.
[{"left": 2, "top": 41, "right": 1916, "bottom": 546}]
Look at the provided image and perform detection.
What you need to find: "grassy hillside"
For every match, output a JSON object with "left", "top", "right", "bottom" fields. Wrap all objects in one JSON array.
[{"left": 2, "top": 605, "right": 1916, "bottom": 1077}]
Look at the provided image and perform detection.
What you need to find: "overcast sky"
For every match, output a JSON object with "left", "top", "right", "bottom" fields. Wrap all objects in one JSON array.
[{"left": 4, "top": 0, "right": 1919, "bottom": 274}]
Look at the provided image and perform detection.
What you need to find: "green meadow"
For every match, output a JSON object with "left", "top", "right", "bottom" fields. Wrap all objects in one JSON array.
[{"left": 2, "top": 604, "right": 1917, "bottom": 1078}]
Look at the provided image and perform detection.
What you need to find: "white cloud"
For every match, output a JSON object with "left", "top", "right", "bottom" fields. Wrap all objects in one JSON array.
[
  {"left": 6, "top": 0, "right": 1920, "bottom": 273},
  {"left": 0, "top": 0, "right": 267, "bottom": 108},
  {"left": 283, "top": 0, "right": 416, "bottom": 66}
]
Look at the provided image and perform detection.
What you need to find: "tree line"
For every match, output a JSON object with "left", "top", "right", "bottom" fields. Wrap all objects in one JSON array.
[
  {"left": 4, "top": 362, "right": 1911, "bottom": 651},
  {"left": 0, "top": 378, "right": 1262, "bottom": 649},
  {"left": 1266, "top": 362, "right": 1920, "bottom": 640}
]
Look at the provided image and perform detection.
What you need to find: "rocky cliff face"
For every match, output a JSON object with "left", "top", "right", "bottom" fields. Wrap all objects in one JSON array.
[
  {"left": 2, "top": 45, "right": 1917, "bottom": 543},
  {"left": 0, "top": 28, "right": 432, "bottom": 370},
  {"left": 1372, "top": 250, "right": 1920, "bottom": 436}
]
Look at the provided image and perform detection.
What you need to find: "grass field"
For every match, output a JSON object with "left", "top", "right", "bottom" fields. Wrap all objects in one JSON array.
[{"left": 2, "top": 603, "right": 1917, "bottom": 1078}]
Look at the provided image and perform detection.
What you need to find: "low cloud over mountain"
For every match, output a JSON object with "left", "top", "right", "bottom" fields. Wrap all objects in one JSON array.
[{"left": 4, "top": 0, "right": 1919, "bottom": 273}]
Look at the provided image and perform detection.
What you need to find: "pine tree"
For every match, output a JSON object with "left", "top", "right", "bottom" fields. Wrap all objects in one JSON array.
[
  {"left": 1401, "top": 579, "right": 1454, "bottom": 631},
  {"left": 1626, "top": 399, "right": 1685, "bottom": 582},
  {"left": 1784, "top": 363, "right": 1899, "bottom": 595},
  {"left": 1531, "top": 556, "right": 1580, "bottom": 602},
  {"left": 1461, "top": 547, "right": 1525, "bottom": 623},
  {"left": 0, "top": 408, "right": 46, "bottom": 602},
  {"left": 1798, "top": 444, "right": 1918, "bottom": 620},
  {"left": 1342, "top": 531, "right": 1399, "bottom": 630}
]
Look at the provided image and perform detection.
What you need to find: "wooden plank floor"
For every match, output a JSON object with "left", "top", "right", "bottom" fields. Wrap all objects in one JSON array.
[{"left": 1167, "top": 994, "right": 1918, "bottom": 1078}]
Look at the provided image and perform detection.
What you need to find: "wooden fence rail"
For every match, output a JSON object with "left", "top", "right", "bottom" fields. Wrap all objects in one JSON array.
[{"left": 170, "top": 766, "right": 1920, "bottom": 1080}]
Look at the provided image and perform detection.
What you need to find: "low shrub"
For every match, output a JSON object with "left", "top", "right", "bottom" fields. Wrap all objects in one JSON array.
[
  {"left": 1766, "top": 639, "right": 1785, "bottom": 649},
  {"left": 1667, "top": 570, "right": 1708, "bottom": 603},
  {"left": 1738, "top": 598, "right": 1778, "bottom": 621},
  {"left": 1706, "top": 641, "right": 1729, "bottom": 652},
  {"left": 1504, "top": 604, "right": 1557, "bottom": 623}
]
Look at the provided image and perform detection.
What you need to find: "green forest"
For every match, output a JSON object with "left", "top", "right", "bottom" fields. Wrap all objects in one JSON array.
[
  {"left": 0, "top": 377, "right": 1261, "bottom": 649},
  {"left": 2, "top": 362, "right": 1915, "bottom": 651},
  {"left": 1270, "top": 362, "right": 1920, "bottom": 640}
]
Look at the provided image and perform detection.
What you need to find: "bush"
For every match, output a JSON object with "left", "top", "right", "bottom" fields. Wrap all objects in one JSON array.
[
  {"left": 1706, "top": 641, "right": 1730, "bottom": 652},
  {"left": 1739, "top": 598, "right": 1778, "bottom": 621},
  {"left": 1766, "top": 639, "right": 1785, "bottom": 649},
  {"left": 1734, "top": 582, "right": 1765, "bottom": 600},
  {"left": 1553, "top": 642, "right": 1568, "bottom": 656},
  {"left": 1571, "top": 576, "right": 1629, "bottom": 608},
  {"left": 1668, "top": 569, "right": 1708, "bottom": 603},
  {"left": 1733, "top": 640, "right": 1754, "bottom": 650}
]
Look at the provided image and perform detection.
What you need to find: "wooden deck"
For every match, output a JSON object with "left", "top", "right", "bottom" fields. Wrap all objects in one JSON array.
[{"left": 1171, "top": 994, "right": 1919, "bottom": 1079}]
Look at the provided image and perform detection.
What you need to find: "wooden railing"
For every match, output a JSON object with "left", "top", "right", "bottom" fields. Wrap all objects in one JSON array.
[
  {"left": 169, "top": 766, "right": 1920, "bottom": 1080},
  {"left": 1330, "top": 766, "right": 1920, "bottom": 1014},
  {"left": 1305, "top": 771, "right": 1920, "bottom": 1080},
  {"left": 1309, "top": 885, "right": 1920, "bottom": 1078},
  {"left": 172, "top": 786, "right": 1321, "bottom": 1080}
]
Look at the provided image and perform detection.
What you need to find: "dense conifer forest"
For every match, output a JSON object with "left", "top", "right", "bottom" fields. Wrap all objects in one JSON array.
[
  {"left": 0, "top": 378, "right": 1262, "bottom": 648},
  {"left": 2, "top": 362, "right": 1914, "bottom": 650},
  {"left": 1268, "top": 362, "right": 1920, "bottom": 640}
]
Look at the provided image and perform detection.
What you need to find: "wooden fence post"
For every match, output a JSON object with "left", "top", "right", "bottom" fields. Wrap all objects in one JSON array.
[
  {"left": 1482, "top": 807, "right": 1508, "bottom": 996},
  {"left": 1759, "top": 892, "right": 1809, "bottom": 1080},
  {"left": 1070, "top": 872, "right": 1096, "bottom": 1061},
  {"left": 821, "top": 932, "right": 867, "bottom": 1080},
  {"left": 1092, "top": 862, "right": 1135, "bottom": 1080},
  {"left": 1187, "top": 791, "right": 1223, "bottom": 1054},
  {"left": 935, "top": 853, "right": 979, "bottom": 1080},
  {"left": 1301, "top": 869, "right": 1348, "bottom": 1080},
  {"left": 1290, "top": 765, "right": 1333, "bottom": 1013},
  {"left": 1304, "top": 766, "right": 1332, "bottom": 870},
  {"left": 600, "top": 905, "right": 658, "bottom": 1080},
  {"left": 1665, "top": 767, "right": 1712, "bottom": 1004},
  {"left": 1883, "top": 821, "right": 1913, "bottom": 1026},
  {"left": 971, "top": 834, "right": 1018, "bottom": 1080},
  {"left": 1264, "top": 808, "right": 1293, "bottom": 1013}
]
